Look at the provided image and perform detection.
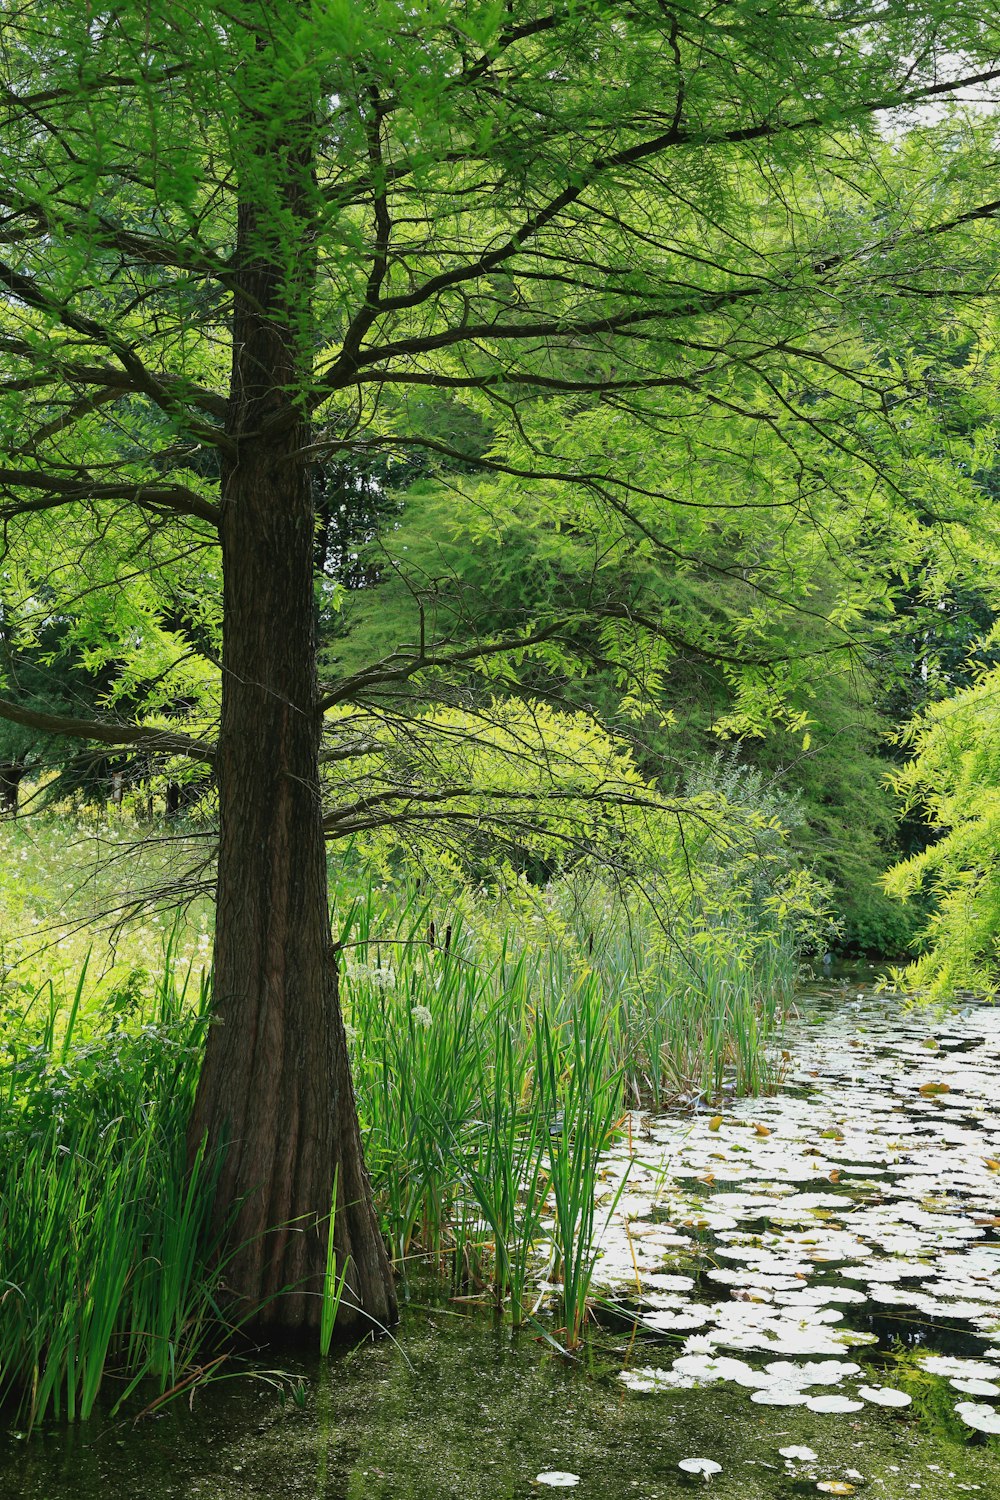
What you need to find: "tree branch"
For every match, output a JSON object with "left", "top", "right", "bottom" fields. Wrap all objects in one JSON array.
[
  {"left": 319, "top": 620, "right": 569, "bottom": 708},
  {"left": 0, "top": 469, "right": 220, "bottom": 526},
  {"left": 313, "top": 64, "right": 1000, "bottom": 396},
  {"left": 0, "top": 258, "right": 234, "bottom": 452},
  {"left": 0, "top": 697, "right": 216, "bottom": 765}
]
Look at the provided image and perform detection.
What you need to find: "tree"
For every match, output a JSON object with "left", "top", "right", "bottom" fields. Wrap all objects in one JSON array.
[
  {"left": 2, "top": 1, "right": 1000, "bottom": 1335},
  {"left": 884, "top": 654, "right": 1000, "bottom": 996}
]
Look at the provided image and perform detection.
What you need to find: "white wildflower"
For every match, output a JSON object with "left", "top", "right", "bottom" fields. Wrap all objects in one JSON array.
[{"left": 344, "top": 959, "right": 396, "bottom": 990}]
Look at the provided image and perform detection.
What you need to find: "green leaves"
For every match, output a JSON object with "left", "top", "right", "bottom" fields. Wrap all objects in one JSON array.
[{"left": 885, "top": 667, "right": 1000, "bottom": 996}]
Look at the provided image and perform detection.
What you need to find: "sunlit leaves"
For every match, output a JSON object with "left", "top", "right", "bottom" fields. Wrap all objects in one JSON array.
[{"left": 885, "top": 667, "right": 1000, "bottom": 996}]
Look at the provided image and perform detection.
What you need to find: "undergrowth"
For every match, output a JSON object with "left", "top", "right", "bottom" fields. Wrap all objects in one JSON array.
[
  {"left": 0, "top": 960, "right": 227, "bottom": 1427},
  {"left": 0, "top": 814, "right": 813, "bottom": 1426}
]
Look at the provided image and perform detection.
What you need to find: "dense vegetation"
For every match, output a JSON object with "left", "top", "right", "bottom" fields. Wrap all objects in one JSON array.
[{"left": 0, "top": 803, "right": 812, "bottom": 1423}]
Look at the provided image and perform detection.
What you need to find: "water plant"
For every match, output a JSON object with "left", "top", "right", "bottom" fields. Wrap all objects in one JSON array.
[
  {"left": 338, "top": 861, "right": 804, "bottom": 1344},
  {"left": 319, "top": 1168, "right": 350, "bottom": 1357},
  {"left": 0, "top": 957, "right": 226, "bottom": 1426}
]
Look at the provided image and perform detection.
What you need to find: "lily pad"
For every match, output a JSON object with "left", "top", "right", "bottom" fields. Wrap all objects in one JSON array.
[
  {"left": 678, "top": 1458, "right": 722, "bottom": 1478},
  {"left": 857, "top": 1385, "right": 911, "bottom": 1408},
  {"left": 949, "top": 1377, "right": 1000, "bottom": 1397},
  {"left": 751, "top": 1385, "right": 809, "bottom": 1406},
  {"left": 955, "top": 1402, "right": 1000, "bottom": 1435},
  {"left": 804, "top": 1394, "right": 864, "bottom": 1414}
]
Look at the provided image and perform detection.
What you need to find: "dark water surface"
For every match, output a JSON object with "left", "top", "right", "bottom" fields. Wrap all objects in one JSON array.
[{"left": 2, "top": 1309, "right": 996, "bottom": 1499}]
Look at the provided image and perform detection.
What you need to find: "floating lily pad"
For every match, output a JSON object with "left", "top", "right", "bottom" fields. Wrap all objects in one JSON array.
[
  {"left": 949, "top": 1377, "right": 1000, "bottom": 1397},
  {"left": 678, "top": 1458, "right": 722, "bottom": 1477},
  {"left": 618, "top": 1366, "right": 694, "bottom": 1392},
  {"left": 804, "top": 1394, "right": 865, "bottom": 1414},
  {"left": 857, "top": 1385, "right": 911, "bottom": 1408},
  {"left": 955, "top": 1402, "right": 1000, "bottom": 1435},
  {"left": 581, "top": 1000, "right": 1000, "bottom": 1428},
  {"left": 751, "top": 1384, "right": 809, "bottom": 1406}
]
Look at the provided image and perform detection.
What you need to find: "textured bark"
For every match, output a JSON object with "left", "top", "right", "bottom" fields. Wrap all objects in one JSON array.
[{"left": 186, "top": 92, "right": 396, "bottom": 1337}]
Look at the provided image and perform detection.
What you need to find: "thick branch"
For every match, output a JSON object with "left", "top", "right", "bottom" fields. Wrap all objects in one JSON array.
[
  {"left": 0, "top": 336, "right": 229, "bottom": 422},
  {"left": 0, "top": 697, "right": 216, "bottom": 765},
  {"left": 0, "top": 258, "right": 233, "bottom": 451},
  {"left": 0, "top": 188, "right": 234, "bottom": 284},
  {"left": 0, "top": 469, "right": 220, "bottom": 526},
  {"left": 314, "top": 64, "right": 1000, "bottom": 396},
  {"left": 321, "top": 189, "right": 1000, "bottom": 384}
]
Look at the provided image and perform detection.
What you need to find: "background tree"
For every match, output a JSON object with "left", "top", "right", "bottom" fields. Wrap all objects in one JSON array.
[
  {"left": 883, "top": 657, "right": 1000, "bottom": 996},
  {"left": 2, "top": 1, "right": 1000, "bottom": 1335}
]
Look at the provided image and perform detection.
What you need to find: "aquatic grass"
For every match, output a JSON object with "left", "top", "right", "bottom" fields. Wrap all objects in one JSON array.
[
  {"left": 0, "top": 956, "right": 224, "bottom": 1428},
  {"left": 0, "top": 833, "right": 809, "bottom": 1417},
  {"left": 463, "top": 1011, "right": 550, "bottom": 1323},
  {"left": 534, "top": 978, "right": 628, "bottom": 1347},
  {"left": 348, "top": 933, "right": 489, "bottom": 1266},
  {"left": 336, "top": 864, "right": 802, "bottom": 1348},
  {"left": 319, "top": 1168, "right": 350, "bottom": 1357}
]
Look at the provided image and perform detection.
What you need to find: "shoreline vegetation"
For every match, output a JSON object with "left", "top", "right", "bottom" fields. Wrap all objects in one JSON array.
[{"left": 0, "top": 804, "right": 811, "bottom": 1429}]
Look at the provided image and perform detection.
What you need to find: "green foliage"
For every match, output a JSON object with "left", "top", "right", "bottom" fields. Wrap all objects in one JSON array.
[
  {"left": 0, "top": 799, "right": 814, "bottom": 1406},
  {"left": 0, "top": 809, "right": 213, "bottom": 1003},
  {"left": 0, "top": 960, "right": 226, "bottom": 1427},
  {"left": 337, "top": 815, "right": 817, "bottom": 1341},
  {"left": 5, "top": 1, "right": 1000, "bottom": 857},
  {"left": 885, "top": 664, "right": 1000, "bottom": 995},
  {"left": 5, "top": 0, "right": 1000, "bottom": 1379}
]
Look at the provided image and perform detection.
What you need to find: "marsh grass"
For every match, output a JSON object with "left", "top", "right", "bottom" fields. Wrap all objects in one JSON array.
[
  {"left": 0, "top": 955, "right": 230, "bottom": 1427},
  {"left": 0, "top": 831, "right": 804, "bottom": 1419},
  {"left": 341, "top": 871, "right": 799, "bottom": 1345},
  {"left": 318, "top": 1168, "right": 350, "bottom": 1357}
]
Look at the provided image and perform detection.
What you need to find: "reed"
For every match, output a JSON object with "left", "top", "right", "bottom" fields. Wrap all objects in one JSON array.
[
  {"left": 319, "top": 1168, "right": 350, "bottom": 1357},
  {"left": 0, "top": 956, "right": 224, "bottom": 1427},
  {"left": 341, "top": 866, "right": 799, "bottom": 1346}
]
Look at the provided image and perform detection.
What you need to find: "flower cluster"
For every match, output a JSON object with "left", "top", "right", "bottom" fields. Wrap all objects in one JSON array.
[{"left": 344, "top": 960, "right": 396, "bottom": 990}]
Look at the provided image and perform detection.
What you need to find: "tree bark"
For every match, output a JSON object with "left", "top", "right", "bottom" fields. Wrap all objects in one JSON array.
[
  {"left": 186, "top": 80, "right": 396, "bottom": 1338},
  {"left": 0, "top": 759, "right": 24, "bottom": 815}
]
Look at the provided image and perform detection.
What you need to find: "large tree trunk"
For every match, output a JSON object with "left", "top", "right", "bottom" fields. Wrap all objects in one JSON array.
[{"left": 186, "top": 91, "right": 396, "bottom": 1338}]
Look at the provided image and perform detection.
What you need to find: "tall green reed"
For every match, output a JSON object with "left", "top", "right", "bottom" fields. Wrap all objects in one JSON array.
[
  {"left": 338, "top": 865, "right": 802, "bottom": 1346},
  {"left": 533, "top": 975, "right": 627, "bottom": 1347},
  {"left": 0, "top": 952, "right": 226, "bottom": 1427},
  {"left": 0, "top": 846, "right": 807, "bottom": 1425}
]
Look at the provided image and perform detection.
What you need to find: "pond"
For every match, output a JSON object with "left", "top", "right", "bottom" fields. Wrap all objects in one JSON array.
[{"left": 3, "top": 978, "right": 999, "bottom": 1499}]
